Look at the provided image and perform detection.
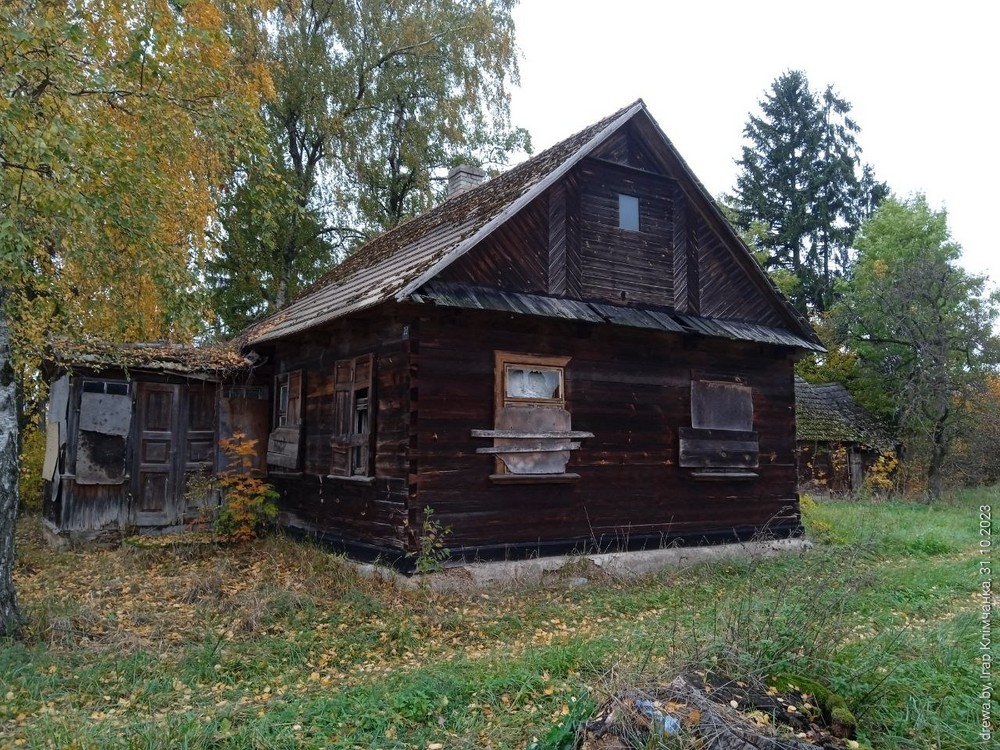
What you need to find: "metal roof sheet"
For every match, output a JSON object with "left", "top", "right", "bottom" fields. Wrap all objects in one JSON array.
[{"left": 416, "top": 284, "right": 824, "bottom": 352}]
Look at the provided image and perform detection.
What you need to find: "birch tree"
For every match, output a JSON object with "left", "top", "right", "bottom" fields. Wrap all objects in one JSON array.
[
  {"left": 0, "top": 0, "right": 268, "bottom": 637},
  {"left": 206, "top": 0, "right": 528, "bottom": 334}
]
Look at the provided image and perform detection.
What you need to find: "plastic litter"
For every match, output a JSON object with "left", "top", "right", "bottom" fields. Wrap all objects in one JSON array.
[{"left": 634, "top": 698, "right": 681, "bottom": 734}]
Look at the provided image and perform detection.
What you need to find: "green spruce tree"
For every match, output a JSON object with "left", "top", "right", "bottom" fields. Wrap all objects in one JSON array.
[{"left": 732, "top": 70, "right": 887, "bottom": 313}]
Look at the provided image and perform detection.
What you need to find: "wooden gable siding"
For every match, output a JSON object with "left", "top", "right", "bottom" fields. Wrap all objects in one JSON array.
[
  {"left": 262, "top": 311, "right": 410, "bottom": 551},
  {"left": 435, "top": 196, "right": 549, "bottom": 293},
  {"left": 410, "top": 307, "right": 799, "bottom": 552},
  {"left": 589, "top": 122, "right": 665, "bottom": 174},
  {"left": 695, "top": 213, "right": 786, "bottom": 326},
  {"left": 575, "top": 158, "right": 674, "bottom": 307}
]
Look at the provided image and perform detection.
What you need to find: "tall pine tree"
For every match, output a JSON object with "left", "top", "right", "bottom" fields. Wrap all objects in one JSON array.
[{"left": 732, "top": 71, "right": 887, "bottom": 313}]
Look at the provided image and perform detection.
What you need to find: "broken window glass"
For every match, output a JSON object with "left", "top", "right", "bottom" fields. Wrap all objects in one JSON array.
[{"left": 505, "top": 366, "right": 562, "bottom": 401}]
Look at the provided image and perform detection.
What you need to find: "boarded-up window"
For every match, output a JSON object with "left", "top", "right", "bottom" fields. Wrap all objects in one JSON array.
[
  {"left": 472, "top": 352, "right": 591, "bottom": 480},
  {"left": 75, "top": 380, "right": 131, "bottom": 485},
  {"left": 330, "top": 354, "right": 374, "bottom": 477},
  {"left": 267, "top": 370, "right": 303, "bottom": 469},
  {"left": 680, "top": 379, "right": 759, "bottom": 472},
  {"left": 691, "top": 381, "right": 753, "bottom": 431}
]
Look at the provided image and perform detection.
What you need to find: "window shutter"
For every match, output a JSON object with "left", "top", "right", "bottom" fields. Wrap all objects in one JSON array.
[
  {"left": 353, "top": 354, "right": 373, "bottom": 474},
  {"left": 330, "top": 360, "right": 354, "bottom": 476},
  {"left": 287, "top": 370, "right": 303, "bottom": 427}
]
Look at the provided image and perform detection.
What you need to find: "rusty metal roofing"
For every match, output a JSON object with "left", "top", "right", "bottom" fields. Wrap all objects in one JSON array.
[
  {"left": 417, "top": 283, "right": 824, "bottom": 352},
  {"left": 48, "top": 338, "right": 252, "bottom": 377},
  {"left": 795, "top": 376, "right": 895, "bottom": 450}
]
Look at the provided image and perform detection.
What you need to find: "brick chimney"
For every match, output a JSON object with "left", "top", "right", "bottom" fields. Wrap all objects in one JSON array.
[{"left": 447, "top": 165, "right": 486, "bottom": 197}]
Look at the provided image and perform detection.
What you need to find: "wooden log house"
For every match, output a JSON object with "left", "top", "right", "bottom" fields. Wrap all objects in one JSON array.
[
  {"left": 238, "top": 100, "right": 825, "bottom": 564},
  {"left": 794, "top": 376, "right": 895, "bottom": 494},
  {"left": 42, "top": 101, "right": 824, "bottom": 561}
]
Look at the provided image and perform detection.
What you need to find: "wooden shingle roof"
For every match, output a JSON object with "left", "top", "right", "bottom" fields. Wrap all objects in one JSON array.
[
  {"left": 795, "top": 377, "right": 894, "bottom": 451},
  {"left": 242, "top": 101, "right": 820, "bottom": 349}
]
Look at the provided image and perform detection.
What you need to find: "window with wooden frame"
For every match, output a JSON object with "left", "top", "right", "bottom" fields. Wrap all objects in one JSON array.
[
  {"left": 679, "top": 376, "right": 759, "bottom": 479},
  {"left": 618, "top": 193, "right": 640, "bottom": 231},
  {"left": 267, "top": 370, "right": 302, "bottom": 469},
  {"left": 471, "top": 352, "right": 592, "bottom": 482},
  {"left": 330, "top": 354, "right": 374, "bottom": 478}
]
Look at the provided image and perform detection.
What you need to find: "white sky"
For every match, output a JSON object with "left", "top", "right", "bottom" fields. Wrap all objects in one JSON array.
[{"left": 509, "top": 0, "right": 997, "bottom": 287}]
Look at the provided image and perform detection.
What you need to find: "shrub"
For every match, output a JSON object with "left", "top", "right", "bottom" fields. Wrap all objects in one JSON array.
[{"left": 196, "top": 432, "right": 279, "bottom": 541}]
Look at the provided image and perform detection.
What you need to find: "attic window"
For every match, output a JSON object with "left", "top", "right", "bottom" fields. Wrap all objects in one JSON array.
[{"left": 618, "top": 194, "right": 639, "bottom": 231}]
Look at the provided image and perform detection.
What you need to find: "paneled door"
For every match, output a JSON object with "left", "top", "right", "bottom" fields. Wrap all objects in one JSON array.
[
  {"left": 133, "top": 383, "right": 180, "bottom": 526},
  {"left": 132, "top": 383, "right": 219, "bottom": 527}
]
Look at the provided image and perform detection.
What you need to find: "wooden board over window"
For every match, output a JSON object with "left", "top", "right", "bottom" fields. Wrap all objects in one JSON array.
[
  {"left": 268, "top": 370, "right": 303, "bottom": 469},
  {"left": 682, "top": 379, "right": 759, "bottom": 472},
  {"left": 691, "top": 380, "right": 753, "bottom": 432}
]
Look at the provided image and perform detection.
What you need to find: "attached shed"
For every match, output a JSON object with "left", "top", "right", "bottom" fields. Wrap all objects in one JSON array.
[
  {"left": 42, "top": 340, "right": 265, "bottom": 545},
  {"left": 794, "top": 376, "right": 895, "bottom": 494},
  {"left": 237, "top": 100, "right": 825, "bottom": 564}
]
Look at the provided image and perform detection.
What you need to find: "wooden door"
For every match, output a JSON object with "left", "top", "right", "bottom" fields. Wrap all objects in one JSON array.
[
  {"left": 182, "top": 385, "right": 218, "bottom": 521},
  {"left": 134, "top": 383, "right": 181, "bottom": 526}
]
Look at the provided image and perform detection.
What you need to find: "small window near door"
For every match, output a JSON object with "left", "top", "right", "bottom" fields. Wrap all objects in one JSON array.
[
  {"left": 619, "top": 193, "right": 640, "bottom": 231},
  {"left": 267, "top": 370, "right": 302, "bottom": 470},
  {"left": 331, "top": 354, "right": 374, "bottom": 478}
]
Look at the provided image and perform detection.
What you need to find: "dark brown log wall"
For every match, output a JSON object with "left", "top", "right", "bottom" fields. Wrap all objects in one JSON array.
[
  {"left": 411, "top": 308, "right": 800, "bottom": 553},
  {"left": 263, "top": 312, "right": 411, "bottom": 551},
  {"left": 437, "top": 198, "right": 549, "bottom": 294},
  {"left": 575, "top": 159, "right": 674, "bottom": 307},
  {"left": 696, "top": 213, "right": 785, "bottom": 326}
]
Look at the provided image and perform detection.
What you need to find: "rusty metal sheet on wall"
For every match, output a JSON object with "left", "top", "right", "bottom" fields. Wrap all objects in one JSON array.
[
  {"left": 79, "top": 392, "right": 132, "bottom": 436},
  {"left": 76, "top": 430, "right": 127, "bottom": 484}
]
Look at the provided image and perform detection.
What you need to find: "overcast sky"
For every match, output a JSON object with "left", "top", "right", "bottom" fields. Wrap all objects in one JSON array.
[{"left": 508, "top": 0, "right": 996, "bottom": 287}]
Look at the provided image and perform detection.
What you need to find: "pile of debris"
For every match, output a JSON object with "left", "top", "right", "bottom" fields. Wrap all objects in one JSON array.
[{"left": 580, "top": 671, "right": 864, "bottom": 750}]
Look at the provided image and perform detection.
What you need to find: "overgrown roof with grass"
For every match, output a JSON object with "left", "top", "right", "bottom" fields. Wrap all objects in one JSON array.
[
  {"left": 47, "top": 337, "right": 253, "bottom": 377},
  {"left": 795, "top": 376, "right": 895, "bottom": 451}
]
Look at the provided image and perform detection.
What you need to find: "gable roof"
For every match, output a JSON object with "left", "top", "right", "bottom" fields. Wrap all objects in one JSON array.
[
  {"left": 242, "top": 101, "right": 819, "bottom": 349},
  {"left": 795, "top": 376, "right": 895, "bottom": 451}
]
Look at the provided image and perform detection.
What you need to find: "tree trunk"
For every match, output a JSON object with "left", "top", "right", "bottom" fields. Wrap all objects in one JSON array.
[
  {"left": 925, "top": 403, "right": 950, "bottom": 504},
  {"left": 0, "top": 293, "right": 23, "bottom": 638}
]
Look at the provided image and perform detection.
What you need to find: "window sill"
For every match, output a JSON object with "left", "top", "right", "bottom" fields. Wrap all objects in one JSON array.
[
  {"left": 325, "top": 475, "right": 375, "bottom": 485},
  {"left": 489, "top": 473, "right": 580, "bottom": 485},
  {"left": 690, "top": 471, "right": 759, "bottom": 481}
]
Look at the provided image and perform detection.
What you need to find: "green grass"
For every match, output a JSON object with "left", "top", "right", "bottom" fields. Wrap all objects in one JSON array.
[{"left": 1, "top": 488, "right": 992, "bottom": 748}]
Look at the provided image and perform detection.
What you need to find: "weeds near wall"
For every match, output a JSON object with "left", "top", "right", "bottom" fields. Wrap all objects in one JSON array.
[
  {"left": 187, "top": 432, "right": 278, "bottom": 542},
  {"left": 413, "top": 506, "right": 451, "bottom": 573}
]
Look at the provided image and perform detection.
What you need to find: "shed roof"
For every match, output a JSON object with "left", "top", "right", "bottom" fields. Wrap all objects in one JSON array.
[
  {"left": 242, "top": 100, "right": 819, "bottom": 349},
  {"left": 795, "top": 376, "right": 894, "bottom": 451},
  {"left": 48, "top": 338, "right": 252, "bottom": 377}
]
